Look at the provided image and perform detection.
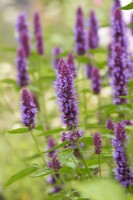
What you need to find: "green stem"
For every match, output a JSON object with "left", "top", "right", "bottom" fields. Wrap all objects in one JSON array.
[
  {"left": 71, "top": 155, "right": 83, "bottom": 176},
  {"left": 77, "top": 142, "right": 92, "bottom": 180},
  {"left": 98, "top": 155, "right": 101, "bottom": 178}
]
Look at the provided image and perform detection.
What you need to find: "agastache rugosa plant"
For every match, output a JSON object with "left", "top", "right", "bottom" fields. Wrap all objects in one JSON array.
[
  {"left": 88, "top": 10, "right": 99, "bottom": 49},
  {"left": 16, "top": 47, "right": 30, "bottom": 87},
  {"left": 112, "top": 122, "right": 133, "bottom": 188},
  {"left": 21, "top": 88, "right": 38, "bottom": 130},
  {"left": 91, "top": 67, "right": 101, "bottom": 95},
  {"left": 93, "top": 132, "right": 102, "bottom": 155},
  {"left": 74, "top": 7, "right": 86, "bottom": 55},
  {"left": 111, "top": 43, "right": 128, "bottom": 104},
  {"left": 110, "top": 0, "right": 132, "bottom": 77},
  {"left": 16, "top": 13, "right": 30, "bottom": 58},
  {"left": 33, "top": 12, "right": 44, "bottom": 55}
]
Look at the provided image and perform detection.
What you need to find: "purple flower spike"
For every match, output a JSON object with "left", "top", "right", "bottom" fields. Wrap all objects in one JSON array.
[
  {"left": 88, "top": 10, "right": 99, "bottom": 49},
  {"left": 130, "top": 14, "right": 133, "bottom": 35},
  {"left": 55, "top": 60, "right": 79, "bottom": 128},
  {"left": 93, "top": 132, "right": 102, "bottom": 155},
  {"left": 52, "top": 47, "right": 62, "bottom": 70},
  {"left": 111, "top": 0, "right": 131, "bottom": 77},
  {"left": 106, "top": 119, "right": 115, "bottom": 131},
  {"left": 62, "top": 130, "right": 83, "bottom": 146},
  {"left": 16, "top": 47, "right": 29, "bottom": 87},
  {"left": 74, "top": 7, "right": 86, "bottom": 55},
  {"left": 66, "top": 53, "right": 77, "bottom": 78},
  {"left": 111, "top": 43, "right": 128, "bottom": 104},
  {"left": 16, "top": 13, "right": 30, "bottom": 58},
  {"left": 47, "top": 137, "right": 58, "bottom": 158},
  {"left": 112, "top": 122, "right": 133, "bottom": 187},
  {"left": 91, "top": 67, "right": 101, "bottom": 95},
  {"left": 85, "top": 64, "right": 93, "bottom": 79},
  {"left": 21, "top": 88, "right": 38, "bottom": 130},
  {"left": 33, "top": 12, "right": 44, "bottom": 55}
]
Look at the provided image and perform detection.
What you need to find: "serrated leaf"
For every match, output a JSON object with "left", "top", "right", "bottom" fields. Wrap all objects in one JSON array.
[
  {"left": 38, "top": 127, "right": 67, "bottom": 136},
  {"left": 31, "top": 169, "right": 52, "bottom": 178},
  {"left": 5, "top": 164, "right": 39, "bottom": 186},
  {"left": 120, "top": 2, "right": 133, "bottom": 10},
  {"left": 8, "top": 127, "right": 29, "bottom": 134},
  {"left": 80, "top": 137, "right": 93, "bottom": 145}
]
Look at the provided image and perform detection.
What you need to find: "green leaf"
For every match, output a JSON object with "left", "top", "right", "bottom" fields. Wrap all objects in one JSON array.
[
  {"left": 31, "top": 169, "right": 52, "bottom": 178},
  {"left": 8, "top": 127, "right": 29, "bottom": 134},
  {"left": 44, "top": 141, "right": 70, "bottom": 154},
  {"left": 125, "top": 125, "right": 133, "bottom": 130},
  {"left": 76, "top": 56, "right": 91, "bottom": 64},
  {"left": 120, "top": 2, "right": 133, "bottom": 10},
  {"left": 80, "top": 137, "right": 93, "bottom": 145},
  {"left": 74, "top": 179, "right": 127, "bottom": 200},
  {"left": 38, "top": 127, "right": 67, "bottom": 136},
  {"left": 5, "top": 164, "right": 39, "bottom": 186},
  {"left": 60, "top": 166, "right": 72, "bottom": 173}
]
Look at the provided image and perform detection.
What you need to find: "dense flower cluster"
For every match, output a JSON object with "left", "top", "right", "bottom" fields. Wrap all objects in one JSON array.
[
  {"left": 91, "top": 67, "right": 101, "bottom": 94},
  {"left": 33, "top": 12, "right": 44, "bottom": 55},
  {"left": 112, "top": 122, "right": 133, "bottom": 187},
  {"left": 111, "top": 43, "right": 128, "bottom": 104},
  {"left": 74, "top": 7, "right": 86, "bottom": 55},
  {"left": 21, "top": 88, "right": 38, "bottom": 129},
  {"left": 55, "top": 59, "right": 79, "bottom": 128},
  {"left": 85, "top": 64, "right": 93, "bottom": 79},
  {"left": 52, "top": 47, "right": 62, "bottom": 70},
  {"left": 16, "top": 47, "right": 29, "bottom": 87},
  {"left": 66, "top": 53, "right": 77, "bottom": 78},
  {"left": 88, "top": 10, "right": 99, "bottom": 49},
  {"left": 62, "top": 130, "right": 83, "bottom": 145},
  {"left": 47, "top": 137, "right": 58, "bottom": 158},
  {"left": 93, "top": 132, "right": 102, "bottom": 155},
  {"left": 106, "top": 119, "right": 115, "bottom": 131},
  {"left": 16, "top": 13, "right": 30, "bottom": 58}
]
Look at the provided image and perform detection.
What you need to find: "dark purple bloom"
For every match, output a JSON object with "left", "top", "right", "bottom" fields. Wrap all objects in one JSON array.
[
  {"left": 88, "top": 10, "right": 99, "bottom": 49},
  {"left": 93, "top": 132, "right": 102, "bottom": 155},
  {"left": 111, "top": 43, "right": 128, "bottom": 104},
  {"left": 33, "top": 12, "right": 44, "bottom": 55},
  {"left": 21, "top": 88, "right": 38, "bottom": 129},
  {"left": 51, "top": 185, "right": 61, "bottom": 193},
  {"left": 130, "top": 13, "right": 133, "bottom": 35},
  {"left": 47, "top": 137, "right": 57, "bottom": 157},
  {"left": 16, "top": 47, "right": 29, "bottom": 87},
  {"left": 49, "top": 156, "right": 62, "bottom": 172},
  {"left": 66, "top": 53, "right": 77, "bottom": 78},
  {"left": 112, "top": 122, "right": 133, "bottom": 187},
  {"left": 106, "top": 119, "right": 115, "bottom": 131},
  {"left": 52, "top": 47, "right": 62, "bottom": 70},
  {"left": 74, "top": 7, "right": 86, "bottom": 55},
  {"left": 91, "top": 67, "right": 101, "bottom": 95},
  {"left": 16, "top": 13, "right": 30, "bottom": 58},
  {"left": 85, "top": 64, "right": 93, "bottom": 79},
  {"left": 55, "top": 60, "right": 79, "bottom": 128}
]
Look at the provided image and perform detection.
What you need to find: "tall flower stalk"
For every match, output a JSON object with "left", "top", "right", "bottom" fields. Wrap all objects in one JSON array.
[
  {"left": 111, "top": 43, "right": 128, "bottom": 104},
  {"left": 110, "top": 0, "right": 132, "bottom": 77},
  {"left": 74, "top": 7, "right": 86, "bottom": 55},
  {"left": 16, "top": 13, "right": 30, "bottom": 58},
  {"left": 33, "top": 12, "right": 44, "bottom": 55},
  {"left": 112, "top": 122, "right": 133, "bottom": 188},
  {"left": 16, "top": 47, "right": 30, "bottom": 87}
]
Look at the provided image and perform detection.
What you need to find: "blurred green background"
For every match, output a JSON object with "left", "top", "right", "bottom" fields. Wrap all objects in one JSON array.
[{"left": 0, "top": 0, "right": 131, "bottom": 199}]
